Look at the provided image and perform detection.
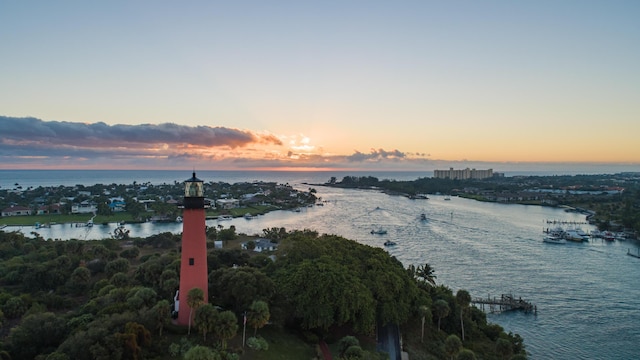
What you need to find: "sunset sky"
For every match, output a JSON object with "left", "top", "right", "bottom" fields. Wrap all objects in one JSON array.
[{"left": 1, "top": 1, "right": 639, "bottom": 171}]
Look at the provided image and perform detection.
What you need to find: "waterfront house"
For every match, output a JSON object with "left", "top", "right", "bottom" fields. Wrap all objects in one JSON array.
[
  {"left": 108, "top": 198, "right": 127, "bottom": 212},
  {"left": 241, "top": 238, "right": 279, "bottom": 252},
  {"left": 216, "top": 198, "right": 239, "bottom": 209},
  {"left": 1, "top": 205, "right": 32, "bottom": 217},
  {"left": 36, "top": 203, "right": 62, "bottom": 215},
  {"left": 71, "top": 201, "right": 97, "bottom": 214}
]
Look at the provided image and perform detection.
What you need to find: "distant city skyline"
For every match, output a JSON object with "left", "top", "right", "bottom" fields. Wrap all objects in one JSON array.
[{"left": 1, "top": 1, "right": 639, "bottom": 171}]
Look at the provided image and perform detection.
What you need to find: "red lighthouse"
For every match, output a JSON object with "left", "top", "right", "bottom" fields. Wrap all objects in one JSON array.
[{"left": 176, "top": 172, "right": 209, "bottom": 326}]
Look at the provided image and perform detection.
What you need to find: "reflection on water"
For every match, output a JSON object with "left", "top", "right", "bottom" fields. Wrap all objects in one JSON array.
[{"left": 9, "top": 186, "right": 640, "bottom": 360}]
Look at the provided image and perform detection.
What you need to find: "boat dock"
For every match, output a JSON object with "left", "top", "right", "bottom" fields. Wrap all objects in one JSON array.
[
  {"left": 544, "top": 219, "right": 589, "bottom": 225},
  {"left": 471, "top": 294, "right": 536, "bottom": 314},
  {"left": 627, "top": 249, "right": 640, "bottom": 259}
]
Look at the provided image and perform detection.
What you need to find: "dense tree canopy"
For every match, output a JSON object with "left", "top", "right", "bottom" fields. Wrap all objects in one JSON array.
[
  {"left": 272, "top": 232, "right": 419, "bottom": 333},
  {"left": 0, "top": 227, "right": 528, "bottom": 360}
]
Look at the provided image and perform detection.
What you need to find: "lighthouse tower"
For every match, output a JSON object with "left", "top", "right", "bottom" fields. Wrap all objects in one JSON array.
[{"left": 177, "top": 172, "right": 209, "bottom": 326}]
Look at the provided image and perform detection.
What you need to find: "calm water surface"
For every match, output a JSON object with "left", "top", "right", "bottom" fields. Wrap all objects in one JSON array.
[{"left": 4, "top": 170, "right": 640, "bottom": 359}]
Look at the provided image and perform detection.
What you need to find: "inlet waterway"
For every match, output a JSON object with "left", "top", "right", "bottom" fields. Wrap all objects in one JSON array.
[{"left": 4, "top": 170, "right": 640, "bottom": 359}]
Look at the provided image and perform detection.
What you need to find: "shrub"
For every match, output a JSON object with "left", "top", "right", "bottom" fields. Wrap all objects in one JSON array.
[
  {"left": 246, "top": 336, "right": 269, "bottom": 351},
  {"left": 120, "top": 247, "right": 140, "bottom": 259}
]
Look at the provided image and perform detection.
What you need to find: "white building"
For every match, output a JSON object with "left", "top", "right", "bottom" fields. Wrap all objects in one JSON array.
[
  {"left": 433, "top": 168, "right": 493, "bottom": 180},
  {"left": 71, "top": 201, "right": 97, "bottom": 214},
  {"left": 216, "top": 198, "right": 239, "bottom": 209}
]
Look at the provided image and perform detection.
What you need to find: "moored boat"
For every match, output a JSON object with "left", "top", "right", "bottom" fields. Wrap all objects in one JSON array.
[
  {"left": 543, "top": 235, "right": 566, "bottom": 244},
  {"left": 564, "top": 229, "right": 589, "bottom": 242},
  {"left": 383, "top": 240, "right": 396, "bottom": 246},
  {"left": 603, "top": 231, "right": 615, "bottom": 241},
  {"left": 614, "top": 232, "right": 627, "bottom": 241}
]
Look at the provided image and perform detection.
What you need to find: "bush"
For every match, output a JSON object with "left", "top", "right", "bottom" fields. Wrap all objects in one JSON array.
[
  {"left": 246, "top": 336, "right": 269, "bottom": 351},
  {"left": 301, "top": 331, "right": 319, "bottom": 344},
  {"left": 105, "top": 258, "right": 130, "bottom": 277},
  {"left": 2, "top": 296, "right": 27, "bottom": 319},
  {"left": 120, "top": 247, "right": 140, "bottom": 259}
]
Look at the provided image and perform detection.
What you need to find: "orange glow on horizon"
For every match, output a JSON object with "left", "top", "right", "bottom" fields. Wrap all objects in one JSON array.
[{"left": 247, "top": 166, "right": 354, "bottom": 172}]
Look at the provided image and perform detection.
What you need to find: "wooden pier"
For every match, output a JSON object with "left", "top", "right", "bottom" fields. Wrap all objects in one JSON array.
[
  {"left": 544, "top": 219, "right": 589, "bottom": 225},
  {"left": 471, "top": 294, "right": 536, "bottom": 314}
]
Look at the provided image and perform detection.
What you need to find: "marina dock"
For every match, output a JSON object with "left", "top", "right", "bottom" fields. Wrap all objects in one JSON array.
[
  {"left": 627, "top": 249, "right": 640, "bottom": 259},
  {"left": 471, "top": 294, "right": 536, "bottom": 314}
]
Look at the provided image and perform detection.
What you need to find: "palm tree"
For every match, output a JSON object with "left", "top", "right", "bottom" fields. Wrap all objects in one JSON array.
[
  {"left": 214, "top": 310, "right": 238, "bottom": 349},
  {"left": 433, "top": 299, "right": 450, "bottom": 331},
  {"left": 194, "top": 303, "right": 219, "bottom": 341},
  {"left": 247, "top": 300, "right": 270, "bottom": 336},
  {"left": 456, "top": 289, "right": 471, "bottom": 341},
  {"left": 416, "top": 263, "right": 437, "bottom": 286},
  {"left": 419, "top": 305, "right": 430, "bottom": 342},
  {"left": 456, "top": 349, "right": 477, "bottom": 360},
  {"left": 186, "top": 287, "right": 205, "bottom": 335},
  {"left": 151, "top": 300, "right": 171, "bottom": 336},
  {"left": 444, "top": 334, "right": 462, "bottom": 360}
]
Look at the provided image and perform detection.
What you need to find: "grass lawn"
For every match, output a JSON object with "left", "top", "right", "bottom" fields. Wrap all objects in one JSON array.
[
  {"left": 0, "top": 213, "right": 136, "bottom": 226},
  {"left": 209, "top": 325, "right": 318, "bottom": 360},
  {"left": 0, "top": 204, "right": 276, "bottom": 227}
]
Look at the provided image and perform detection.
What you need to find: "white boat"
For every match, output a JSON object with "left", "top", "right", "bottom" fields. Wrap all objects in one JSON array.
[
  {"left": 543, "top": 235, "right": 566, "bottom": 244},
  {"left": 615, "top": 232, "right": 627, "bottom": 241},
  {"left": 217, "top": 215, "right": 233, "bottom": 221},
  {"left": 564, "top": 229, "right": 588, "bottom": 242},
  {"left": 384, "top": 240, "right": 397, "bottom": 246},
  {"left": 244, "top": 213, "right": 253, "bottom": 219},
  {"left": 35, "top": 222, "right": 51, "bottom": 229},
  {"left": 371, "top": 228, "right": 387, "bottom": 235},
  {"left": 176, "top": 216, "right": 183, "bottom": 223},
  {"left": 575, "top": 227, "right": 589, "bottom": 238},
  {"left": 544, "top": 226, "right": 565, "bottom": 238}
]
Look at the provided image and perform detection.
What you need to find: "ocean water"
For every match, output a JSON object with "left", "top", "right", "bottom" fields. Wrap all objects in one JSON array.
[{"left": 2, "top": 170, "right": 640, "bottom": 359}]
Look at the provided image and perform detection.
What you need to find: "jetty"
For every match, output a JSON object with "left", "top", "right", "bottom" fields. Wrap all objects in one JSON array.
[
  {"left": 471, "top": 294, "right": 536, "bottom": 314},
  {"left": 544, "top": 219, "right": 589, "bottom": 225},
  {"left": 627, "top": 248, "right": 640, "bottom": 259}
]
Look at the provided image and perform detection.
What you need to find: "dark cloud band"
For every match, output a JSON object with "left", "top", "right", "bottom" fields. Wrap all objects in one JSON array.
[{"left": 0, "top": 116, "right": 282, "bottom": 149}]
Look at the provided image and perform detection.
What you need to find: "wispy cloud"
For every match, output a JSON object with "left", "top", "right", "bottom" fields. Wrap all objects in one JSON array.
[
  {"left": 0, "top": 116, "right": 431, "bottom": 170},
  {"left": 346, "top": 149, "right": 407, "bottom": 162}
]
